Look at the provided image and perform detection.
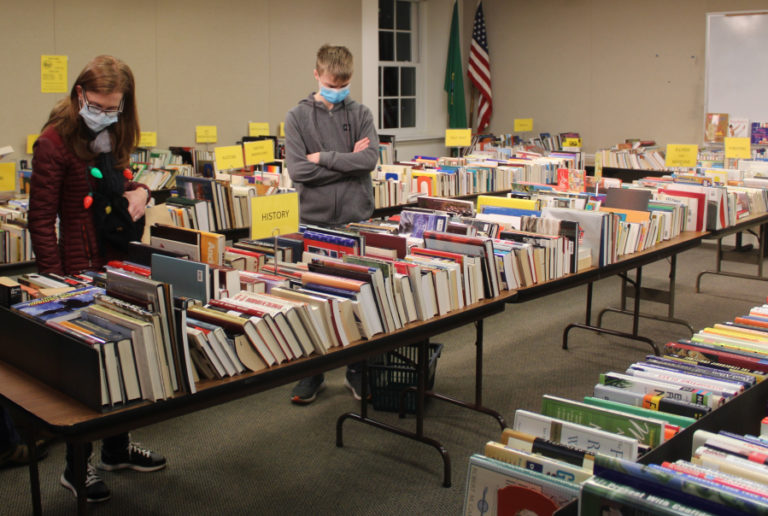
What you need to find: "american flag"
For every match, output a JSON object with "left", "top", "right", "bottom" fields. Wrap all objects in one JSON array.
[{"left": 467, "top": 1, "right": 492, "bottom": 132}]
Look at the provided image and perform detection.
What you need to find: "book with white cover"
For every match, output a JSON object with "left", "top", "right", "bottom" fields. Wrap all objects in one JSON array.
[
  {"left": 600, "top": 371, "right": 727, "bottom": 410},
  {"left": 483, "top": 441, "right": 592, "bottom": 484},
  {"left": 186, "top": 325, "right": 227, "bottom": 378},
  {"left": 512, "top": 409, "right": 639, "bottom": 461},
  {"left": 692, "top": 446, "right": 768, "bottom": 485},
  {"left": 463, "top": 454, "right": 578, "bottom": 516},
  {"left": 625, "top": 364, "right": 743, "bottom": 397},
  {"left": 230, "top": 292, "right": 310, "bottom": 358}
]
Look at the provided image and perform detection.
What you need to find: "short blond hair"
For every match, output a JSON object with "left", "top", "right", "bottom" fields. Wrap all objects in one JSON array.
[{"left": 316, "top": 44, "right": 354, "bottom": 81}]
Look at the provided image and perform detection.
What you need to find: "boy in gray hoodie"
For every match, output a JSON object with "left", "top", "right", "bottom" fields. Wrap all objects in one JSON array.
[
  {"left": 285, "top": 44, "right": 379, "bottom": 226},
  {"left": 285, "top": 44, "right": 379, "bottom": 403}
]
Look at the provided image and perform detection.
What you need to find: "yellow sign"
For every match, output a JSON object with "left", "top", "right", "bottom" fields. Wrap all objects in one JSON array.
[
  {"left": 665, "top": 144, "right": 698, "bottom": 168},
  {"left": 27, "top": 134, "right": 39, "bottom": 155},
  {"left": 195, "top": 125, "right": 217, "bottom": 144},
  {"left": 41, "top": 55, "right": 68, "bottom": 93},
  {"left": 724, "top": 137, "right": 751, "bottom": 159},
  {"left": 248, "top": 122, "right": 270, "bottom": 137},
  {"left": 244, "top": 140, "right": 275, "bottom": 165},
  {"left": 445, "top": 128, "right": 472, "bottom": 147},
  {"left": 514, "top": 118, "right": 534, "bottom": 132},
  {"left": 279, "top": 122, "right": 285, "bottom": 138},
  {"left": 0, "top": 163, "right": 16, "bottom": 192},
  {"left": 214, "top": 145, "right": 245, "bottom": 171},
  {"left": 563, "top": 137, "right": 582, "bottom": 148},
  {"left": 251, "top": 192, "right": 299, "bottom": 240},
  {"left": 594, "top": 151, "right": 603, "bottom": 179},
  {"left": 139, "top": 131, "right": 157, "bottom": 148}
]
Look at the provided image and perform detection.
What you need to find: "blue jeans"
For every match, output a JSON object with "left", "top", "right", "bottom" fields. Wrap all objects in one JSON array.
[
  {"left": 0, "top": 407, "right": 20, "bottom": 452},
  {"left": 65, "top": 433, "right": 129, "bottom": 469}
]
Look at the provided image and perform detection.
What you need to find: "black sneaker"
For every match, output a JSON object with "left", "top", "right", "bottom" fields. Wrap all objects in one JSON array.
[
  {"left": 290, "top": 374, "right": 326, "bottom": 404},
  {"left": 60, "top": 463, "right": 111, "bottom": 503},
  {"left": 98, "top": 442, "right": 166, "bottom": 472},
  {"left": 344, "top": 369, "right": 371, "bottom": 401}
]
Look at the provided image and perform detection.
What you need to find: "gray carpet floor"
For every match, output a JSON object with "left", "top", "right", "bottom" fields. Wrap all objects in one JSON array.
[{"left": 1, "top": 237, "right": 765, "bottom": 515}]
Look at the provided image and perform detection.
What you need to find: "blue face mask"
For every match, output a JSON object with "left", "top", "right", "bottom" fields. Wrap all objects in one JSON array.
[
  {"left": 319, "top": 85, "right": 350, "bottom": 104},
  {"left": 79, "top": 104, "right": 119, "bottom": 133}
]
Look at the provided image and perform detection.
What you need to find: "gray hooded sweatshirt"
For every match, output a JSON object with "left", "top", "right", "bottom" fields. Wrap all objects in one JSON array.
[{"left": 285, "top": 93, "right": 379, "bottom": 226}]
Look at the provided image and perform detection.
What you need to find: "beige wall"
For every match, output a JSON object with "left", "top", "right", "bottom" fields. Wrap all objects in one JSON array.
[
  {"left": 485, "top": 0, "right": 768, "bottom": 152},
  {"left": 0, "top": 0, "right": 363, "bottom": 156},
  {"left": 3, "top": 0, "right": 768, "bottom": 160}
]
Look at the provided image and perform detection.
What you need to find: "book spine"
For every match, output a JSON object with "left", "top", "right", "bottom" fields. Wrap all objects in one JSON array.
[{"left": 594, "top": 455, "right": 768, "bottom": 515}]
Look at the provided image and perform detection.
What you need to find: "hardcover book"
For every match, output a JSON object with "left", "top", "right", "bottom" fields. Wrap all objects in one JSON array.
[
  {"left": 151, "top": 254, "right": 210, "bottom": 303},
  {"left": 463, "top": 454, "right": 578, "bottom": 516}
]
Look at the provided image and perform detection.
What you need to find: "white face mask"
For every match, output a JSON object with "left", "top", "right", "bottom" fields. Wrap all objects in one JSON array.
[{"left": 79, "top": 104, "right": 119, "bottom": 133}]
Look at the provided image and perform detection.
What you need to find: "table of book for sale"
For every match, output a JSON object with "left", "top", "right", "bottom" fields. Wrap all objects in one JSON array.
[
  {"left": 0, "top": 282, "right": 515, "bottom": 515},
  {"left": 513, "top": 230, "right": 707, "bottom": 355},
  {"left": 546, "top": 334, "right": 768, "bottom": 516}
]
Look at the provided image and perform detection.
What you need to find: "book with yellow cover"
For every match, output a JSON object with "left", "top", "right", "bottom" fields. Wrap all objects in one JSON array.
[
  {"left": 411, "top": 170, "right": 438, "bottom": 196},
  {"left": 477, "top": 195, "right": 539, "bottom": 212},
  {"left": 599, "top": 206, "right": 651, "bottom": 224},
  {"left": 199, "top": 230, "right": 225, "bottom": 266}
]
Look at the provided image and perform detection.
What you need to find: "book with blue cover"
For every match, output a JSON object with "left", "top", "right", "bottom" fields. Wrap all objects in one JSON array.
[
  {"left": 11, "top": 286, "right": 104, "bottom": 321},
  {"left": 397, "top": 209, "right": 449, "bottom": 238},
  {"left": 594, "top": 455, "right": 768, "bottom": 515},
  {"left": 480, "top": 206, "right": 542, "bottom": 217},
  {"left": 151, "top": 254, "right": 210, "bottom": 303}
]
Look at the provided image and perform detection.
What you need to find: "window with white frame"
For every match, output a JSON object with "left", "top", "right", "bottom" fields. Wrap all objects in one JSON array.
[{"left": 378, "top": 0, "right": 419, "bottom": 130}]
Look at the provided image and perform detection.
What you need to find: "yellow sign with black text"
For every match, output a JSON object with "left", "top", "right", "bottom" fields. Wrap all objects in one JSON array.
[
  {"left": 250, "top": 192, "right": 299, "bottom": 240},
  {"left": 41, "top": 55, "right": 67, "bottom": 93},
  {"left": 445, "top": 129, "right": 472, "bottom": 147},
  {"left": 724, "top": 137, "right": 751, "bottom": 159},
  {"left": 248, "top": 122, "right": 270, "bottom": 137},
  {"left": 244, "top": 140, "right": 275, "bottom": 166},
  {"left": 514, "top": 118, "right": 534, "bottom": 132},
  {"left": 196, "top": 125, "right": 217, "bottom": 144},
  {"left": 214, "top": 145, "right": 245, "bottom": 171},
  {"left": 139, "top": 132, "right": 157, "bottom": 148},
  {"left": 665, "top": 144, "right": 698, "bottom": 168}
]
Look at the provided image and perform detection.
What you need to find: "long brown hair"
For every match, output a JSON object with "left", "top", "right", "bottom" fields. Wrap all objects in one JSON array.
[{"left": 43, "top": 55, "right": 139, "bottom": 168}]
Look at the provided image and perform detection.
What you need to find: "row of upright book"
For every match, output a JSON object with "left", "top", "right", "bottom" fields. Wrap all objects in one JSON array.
[
  {"left": 370, "top": 150, "right": 579, "bottom": 209},
  {"left": 463, "top": 302, "right": 768, "bottom": 515},
  {"left": 7, "top": 157, "right": 768, "bottom": 412},
  {"left": 1, "top": 213, "right": 514, "bottom": 409},
  {"left": 144, "top": 164, "right": 290, "bottom": 233},
  {"left": 0, "top": 198, "right": 33, "bottom": 264},
  {"left": 594, "top": 135, "right": 768, "bottom": 173}
]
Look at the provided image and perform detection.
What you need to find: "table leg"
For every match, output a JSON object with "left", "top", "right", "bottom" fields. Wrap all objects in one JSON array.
[
  {"left": 336, "top": 340, "right": 452, "bottom": 487},
  {"left": 25, "top": 433, "right": 42, "bottom": 516}
]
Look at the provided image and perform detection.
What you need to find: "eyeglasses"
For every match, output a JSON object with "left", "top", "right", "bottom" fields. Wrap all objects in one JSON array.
[{"left": 81, "top": 91, "right": 124, "bottom": 115}]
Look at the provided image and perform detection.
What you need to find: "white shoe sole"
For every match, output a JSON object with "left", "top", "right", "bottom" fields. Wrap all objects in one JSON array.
[
  {"left": 59, "top": 473, "right": 111, "bottom": 503},
  {"left": 97, "top": 460, "right": 166, "bottom": 472},
  {"left": 344, "top": 377, "right": 363, "bottom": 401}
]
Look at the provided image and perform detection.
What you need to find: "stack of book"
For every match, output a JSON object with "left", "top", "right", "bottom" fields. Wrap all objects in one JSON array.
[
  {"left": 0, "top": 199, "right": 33, "bottom": 264},
  {"left": 463, "top": 302, "right": 768, "bottom": 514},
  {"left": 10, "top": 270, "right": 189, "bottom": 408},
  {"left": 370, "top": 152, "right": 575, "bottom": 209}
]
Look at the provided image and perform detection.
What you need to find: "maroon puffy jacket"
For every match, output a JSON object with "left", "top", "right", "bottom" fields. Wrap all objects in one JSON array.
[{"left": 29, "top": 126, "right": 149, "bottom": 275}]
